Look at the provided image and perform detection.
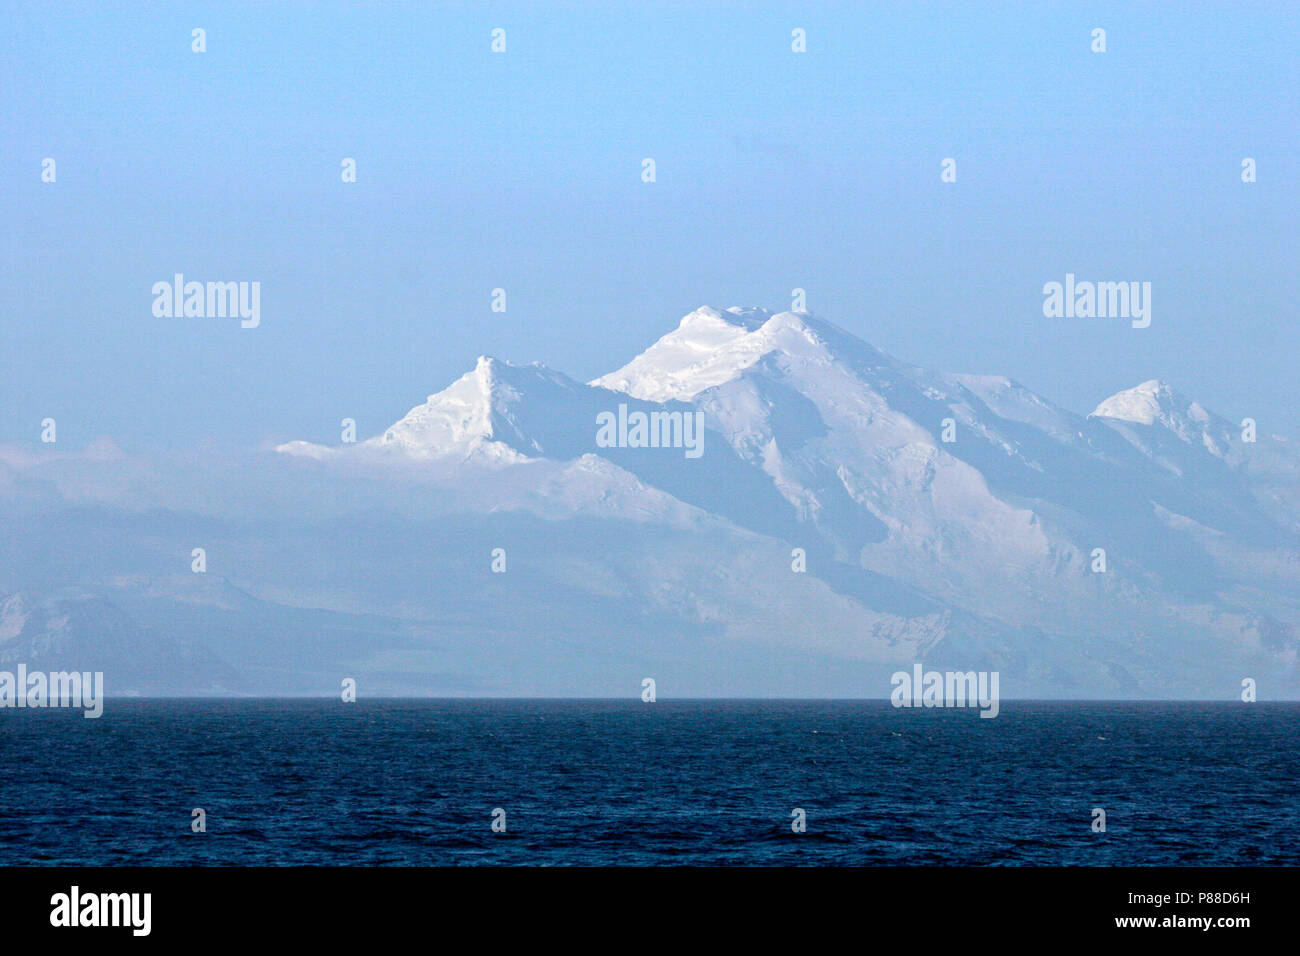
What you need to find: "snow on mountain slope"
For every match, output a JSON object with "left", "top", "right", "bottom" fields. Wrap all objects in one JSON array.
[
  {"left": 590, "top": 306, "right": 773, "bottom": 401},
  {"left": 1092, "top": 379, "right": 1215, "bottom": 431},
  {"left": 1087, "top": 378, "right": 1300, "bottom": 534},
  {"left": 258, "top": 303, "right": 1300, "bottom": 692},
  {"left": 278, "top": 356, "right": 567, "bottom": 465},
  {"left": 521, "top": 453, "right": 712, "bottom": 525},
  {"left": 599, "top": 308, "right": 1300, "bottom": 632},
  {"left": 276, "top": 304, "right": 1298, "bottom": 615},
  {"left": 598, "top": 307, "right": 1098, "bottom": 481},
  {"left": 3, "top": 302, "right": 1295, "bottom": 697},
  {"left": 367, "top": 356, "right": 540, "bottom": 462},
  {"left": 593, "top": 309, "right": 1099, "bottom": 615},
  {"left": 1090, "top": 379, "right": 1238, "bottom": 462},
  {"left": 948, "top": 374, "right": 1085, "bottom": 446},
  {"left": 276, "top": 343, "right": 816, "bottom": 545},
  {"left": 281, "top": 353, "right": 707, "bottom": 468},
  {"left": 593, "top": 306, "right": 892, "bottom": 402}
]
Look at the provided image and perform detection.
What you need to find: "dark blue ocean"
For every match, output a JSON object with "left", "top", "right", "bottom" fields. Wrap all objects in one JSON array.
[{"left": 1, "top": 700, "right": 1295, "bottom": 866}]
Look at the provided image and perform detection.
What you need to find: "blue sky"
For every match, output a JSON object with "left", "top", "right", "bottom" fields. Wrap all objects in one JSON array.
[{"left": 3, "top": 1, "right": 1296, "bottom": 451}]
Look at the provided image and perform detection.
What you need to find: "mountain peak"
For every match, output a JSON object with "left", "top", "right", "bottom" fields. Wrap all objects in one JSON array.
[
  {"left": 593, "top": 304, "right": 853, "bottom": 402},
  {"left": 1089, "top": 379, "right": 1235, "bottom": 459},
  {"left": 372, "top": 356, "right": 584, "bottom": 461},
  {"left": 1090, "top": 380, "right": 1193, "bottom": 426},
  {"left": 277, "top": 355, "right": 587, "bottom": 464},
  {"left": 680, "top": 305, "right": 770, "bottom": 333}
]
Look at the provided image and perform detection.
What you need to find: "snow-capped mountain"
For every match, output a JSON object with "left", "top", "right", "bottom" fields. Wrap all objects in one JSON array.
[
  {"left": 7, "top": 304, "right": 1295, "bottom": 697},
  {"left": 264, "top": 304, "right": 1300, "bottom": 696},
  {"left": 1090, "top": 379, "right": 1239, "bottom": 466},
  {"left": 277, "top": 356, "right": 556, "bottom": 464}
]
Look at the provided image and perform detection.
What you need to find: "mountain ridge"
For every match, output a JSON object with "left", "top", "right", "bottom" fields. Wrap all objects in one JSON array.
[{"left": 7, "top": 304, "right": 1296, "bottom": 697}]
